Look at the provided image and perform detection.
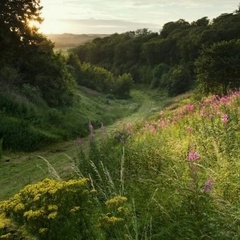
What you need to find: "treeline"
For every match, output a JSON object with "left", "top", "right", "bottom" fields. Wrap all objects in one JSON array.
[
  {"left": 67, "top": 54, "right": 133, "bottom": 98},
  {"left": 71, "top": 8, "right": 240, "bottom": 96}
]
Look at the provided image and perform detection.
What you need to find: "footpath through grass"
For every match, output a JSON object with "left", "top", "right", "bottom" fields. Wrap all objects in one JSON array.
[{"left": 0, "top": 87, "right": 172, "bottom": 200}]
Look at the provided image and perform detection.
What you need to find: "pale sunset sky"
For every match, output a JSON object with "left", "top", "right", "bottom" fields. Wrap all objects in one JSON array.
[{"left": 39, "top": 0, "right": 239, "bottom": 34}]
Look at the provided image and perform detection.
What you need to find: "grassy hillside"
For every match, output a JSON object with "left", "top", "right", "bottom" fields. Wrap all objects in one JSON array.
[
  {"left": 0, "top": 87, "right": 164, "bottom": 200},
  {"left": 0, "top": 89, "right": 239, "bottom": 239}
]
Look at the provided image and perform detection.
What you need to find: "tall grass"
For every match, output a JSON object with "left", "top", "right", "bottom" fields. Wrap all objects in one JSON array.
[
  {"left": 74, "top": 90, "right": 240, "bottom": 239},
  {"left": 0, "top": 90, "right": 239, "bottom": 239}
]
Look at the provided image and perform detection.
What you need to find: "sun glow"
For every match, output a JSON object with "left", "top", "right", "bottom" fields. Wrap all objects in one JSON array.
[{"left": 28, "top": 20, "right": 41, "bottom": 30}]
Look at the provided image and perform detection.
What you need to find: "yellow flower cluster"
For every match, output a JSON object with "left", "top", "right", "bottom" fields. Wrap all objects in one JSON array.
[
  {"left": 100, "top": 215, "right": 124, "bottom": 226},
  {"left": 106, "top": 196, "right": 127, "bottom": 209},
  {"left": 38, "top": 228, "right": 48, "bottom": 234},
  {"left": 0, "top": 177, "right": 92, "bottom": 239},
  {"left": 0, "top": 214, "right": 7, "bottom": 229},
  {"left": 48, "top": 205, "right": 58, "bottom": 211},
  {"left": 69, "top": 206, "right": 81, "bottom": 213},
  {"left": 24, "top": 209, "right": 44, "bottom": 220},
  {"left": 47, "top": 212, "right": 57, "bottom": 219}
]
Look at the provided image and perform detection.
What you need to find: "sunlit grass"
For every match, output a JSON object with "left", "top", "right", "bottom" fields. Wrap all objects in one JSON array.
[{"left": 1, "top": 89, "right": 239, "bottom": 239}]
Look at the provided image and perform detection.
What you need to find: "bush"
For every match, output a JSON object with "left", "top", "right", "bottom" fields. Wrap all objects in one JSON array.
[
  {"left": 164, "top": 65, "right": 192, "bottom": 96},
  {"left": 0, "top": 116, "right": 60, "bottom": 151},
  {"left": 195, "top": 39, "right": 240, "bottom": 95},
  {"left": 0, "top": 178, "right": 96, "bottom": 239},
  {"left": 0, "top": 178, "right": 130, "bottom": 239}
]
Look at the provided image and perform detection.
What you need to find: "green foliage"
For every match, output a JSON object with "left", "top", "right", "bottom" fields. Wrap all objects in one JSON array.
[
  {"left": 21, "top": 84, "right": 48, "bottom": 108},
  {"left": 151, "top": 63, "right": 169, "bottom": 88},
  {"left": 195, "top": 39, "right": 240, "bottom": 95},
  {"left": 0, "top": 116, "right": 60, "bottom": 151},
  {"left": 113, "top": 73, "right": 133, "bottom": 98},
  {"left": 160, "top": 19, "right": 190, "bottom": 38},
  {"left": 164, "top": 65, "right": 192, "bottom": 96},
  {"left": 0, "top": 178, "right": 130, "bottom": 239},
  {"left": 0, "top": 82, "right": 139, "bottom": 151},
  {"left": 0, "top": 0, "right": 76, "bottom": 108},
  {"left": 71, "top": 5, "right": 240, "bottom": 95},
  {"left": 0, "top": 139, "right": 2, "bottom": 160},
  {"left": 1, "top": 89, "right": 240, "bottom": 239},
  {"left": 0, "top": 66, "right": 20, "bottom": 88},
  {"left": 73, "top": 91, "right": 240, "bottom": 239},
  {"left": 0, "top": 0, "right": 43, "bottom": 66},
  {"left": 0, "top": 178, "right": 96, "bottom": 239},
  {"left": 67, "top": 54, "right": 133, "bottom": 98},
  {"left": 24, "top": 53, "right": 76, "bottom": 107}
]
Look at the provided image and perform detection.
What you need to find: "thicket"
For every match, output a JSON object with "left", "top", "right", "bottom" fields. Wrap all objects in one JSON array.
[{"left": 67, "top": 54, "right": 133, "bottom": 98}]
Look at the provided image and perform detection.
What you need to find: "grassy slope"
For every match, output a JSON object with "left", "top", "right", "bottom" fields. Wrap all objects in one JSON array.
[
  {"left": 0, "top": 86, "right": 175, "bottom": 200},
  {"left": 47, "top": 33, "right": 109, "bottom": 55}
]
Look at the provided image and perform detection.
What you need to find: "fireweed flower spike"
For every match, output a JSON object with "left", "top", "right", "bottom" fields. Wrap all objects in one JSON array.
[
  {"left": 222, "top": 114, "right": 229, "bottom": 124},
  {"left": 188, "top": 151, "right": 200, "bottom": 161},
  {"left": 203, "top": 178, "right": 214, "bottom": 192},
  {"left": 76, "top": 138, "right": 83, "bottom": 146}
]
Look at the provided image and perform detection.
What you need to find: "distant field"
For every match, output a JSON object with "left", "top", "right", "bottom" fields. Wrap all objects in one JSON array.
[{"left": 47, "top": 33, "right": 109, "bottom": 51}]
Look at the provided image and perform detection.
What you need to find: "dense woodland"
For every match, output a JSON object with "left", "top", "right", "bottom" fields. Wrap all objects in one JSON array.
[
  {"left": 71, "top": 9, "right": 240, "bottom": 96},
  {"left": 1, "top": 0, "right": 240, "bottom": 151}
]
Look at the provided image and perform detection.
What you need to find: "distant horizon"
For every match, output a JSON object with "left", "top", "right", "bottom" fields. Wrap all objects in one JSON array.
[
  {"left": 45, "top": 33, "right": 112, "bottom": 35},
  {"left": 40, "top": 0, "right": 239, "bottom": 35},
  {"left": 44, "top": 30, "right": 158, "bottom": 36}
]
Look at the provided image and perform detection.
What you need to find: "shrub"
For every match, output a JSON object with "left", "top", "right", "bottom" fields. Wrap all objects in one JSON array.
[
  {"left": 195, "top": 39, "right": 240, "bottom": 95},
  {"left": 0, "top": 178, "right": 96, "bottom": 239},
  {"left": 0, "top": 178, "right": 130, "bottom": 239},
  {"left": 0, "top": 117, "right": 60, "bottom": 151}
]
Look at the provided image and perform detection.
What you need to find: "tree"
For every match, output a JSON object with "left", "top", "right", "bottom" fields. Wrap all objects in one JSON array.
[
  {"left": 192, "top": 17, "right": 209, "bottom": 27},
  {"left": 195, "top": 39, "right": 240, "bottom": 95},
  {"left": 151, "top": 63, "right": 169, "bottom": 88},
  {"left": 113, "top": 73, "right": 133, "bottom": 98},
  {"left": 160, "top": 19, "right": 190, "bottom": 38},
  {"left": 0, "top": 0, "right": 43, "bottom": 65},
  {"left": 164, "top": 65, "right": 192, "bottom": 96},
  {"left": 0, "top": 0, "right": 76, "bottom": 107}
]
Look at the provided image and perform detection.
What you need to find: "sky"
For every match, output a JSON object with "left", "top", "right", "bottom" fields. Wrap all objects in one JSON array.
[{"left": 39, "top": 0, "right": 239, "bottom": 34}]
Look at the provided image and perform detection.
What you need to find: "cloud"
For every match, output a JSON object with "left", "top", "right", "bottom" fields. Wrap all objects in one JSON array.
[
  {"left": 62, "top": 18, "right": 160, "bottom": 33},
  {"left": 40, "top": 0, "right": 239, "bottom": 34}
]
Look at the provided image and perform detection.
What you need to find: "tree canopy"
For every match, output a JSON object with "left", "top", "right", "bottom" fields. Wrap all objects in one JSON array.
[
  {"left": 195, "top": 39, "right": 240, "bottom": 95},
  {"left": 0, "top": 0, "right": 75, "bottom": 107},
  {"left": 0, "top": 0, "right": 43, "bottom": 63},
  {"left": 71, "top": 4, "right": 240, "bottom": 96}
]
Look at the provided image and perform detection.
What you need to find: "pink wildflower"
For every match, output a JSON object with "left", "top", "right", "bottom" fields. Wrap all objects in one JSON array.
[
  {"left": 188, "top": 151, "right": 200, "bottom": 161},
  {"left": 203, "top": 178, "right": 213, "bottom": 192},
  {"left": 76, "top": 138, "right": 83, "bottom": 146},
  {"left": 151, "top": 127, "right": 156, "bottom": 133},
  {"left": 187, "top": 104, "right": 195, "bottom": 112},
  {"left": 221, "top": 114, "right": 228, "bottom": 124}
]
